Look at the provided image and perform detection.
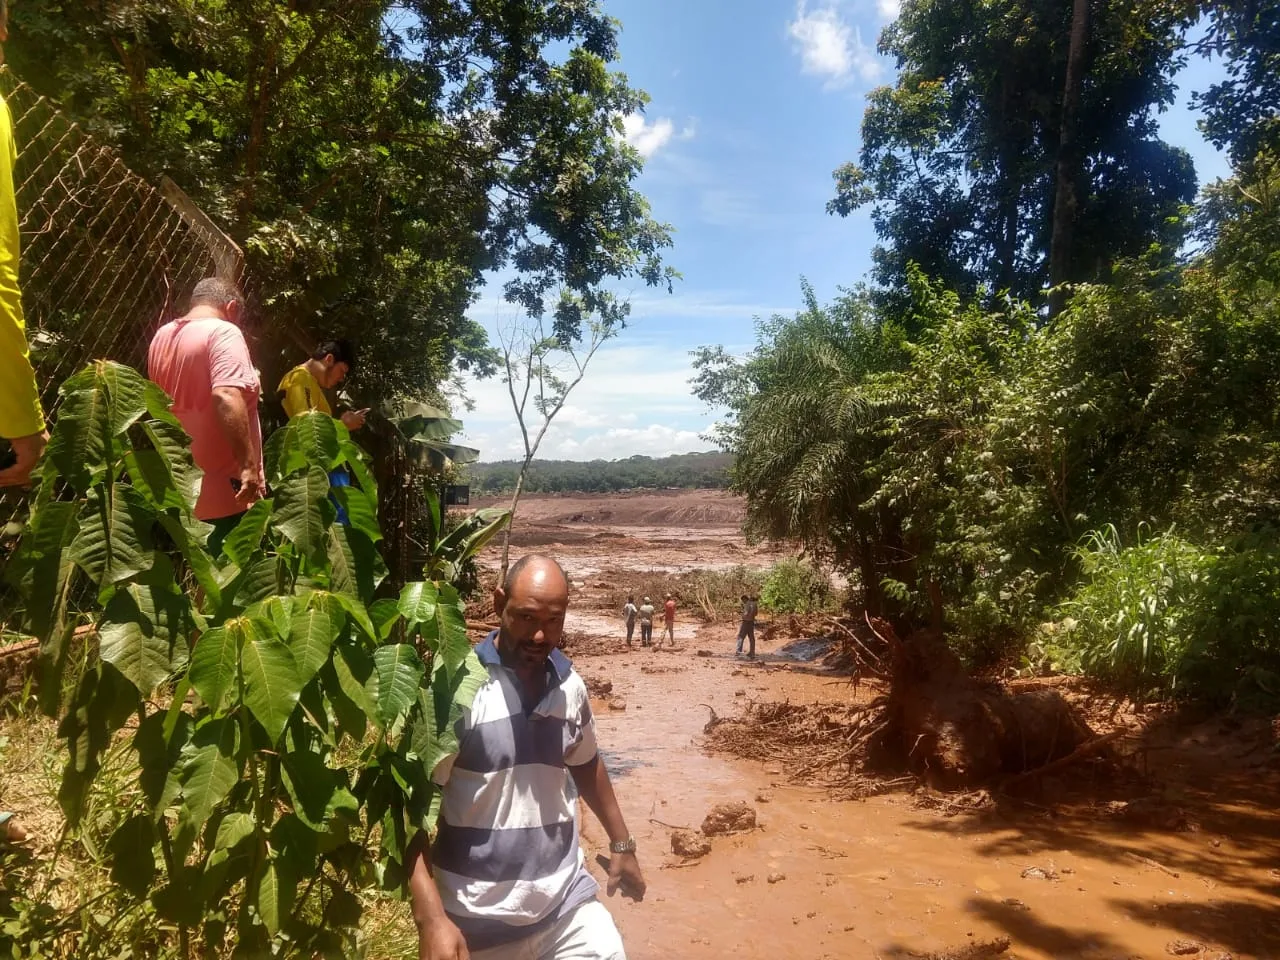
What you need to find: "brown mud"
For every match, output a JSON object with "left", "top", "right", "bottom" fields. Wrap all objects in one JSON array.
[{"left": 486, "top": 492, "right": 1280, "bottom": 960}]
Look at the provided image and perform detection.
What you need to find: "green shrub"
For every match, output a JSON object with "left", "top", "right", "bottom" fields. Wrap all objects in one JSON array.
[
  {"left": 1058, "top": 525, "right": 1280, "bottom": 704},
  {"left": 759, "top": 559, "right": 832, "bottom": 615}
]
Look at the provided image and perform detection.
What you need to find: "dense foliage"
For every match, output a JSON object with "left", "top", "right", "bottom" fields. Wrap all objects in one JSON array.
[
  {"left": 1, "top": 363, "right": 508, "bottom": 957},
  {"left": 10, "top": 2, "right": 673, "bottom": 398},
  {"left": 466, "top": 451, "right": 732, "bottom": 494},
  {"left": 696, "top": 0, "right": 1280, "bottom": 701}
]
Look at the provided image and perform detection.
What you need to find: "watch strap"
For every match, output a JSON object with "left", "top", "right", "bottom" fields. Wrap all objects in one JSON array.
[{"left": 609, "top": 836, "right": 636, "bottom": 854}]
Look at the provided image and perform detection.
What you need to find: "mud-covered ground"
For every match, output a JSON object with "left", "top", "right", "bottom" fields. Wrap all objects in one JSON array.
[{"left": 481, "top": 492, "right": 1280, "bottom": 960}]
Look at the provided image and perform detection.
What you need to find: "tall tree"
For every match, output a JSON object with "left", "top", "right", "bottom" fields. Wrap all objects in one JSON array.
[
  {"left": 830, "top": 0, "right": 1197, "bottom": 305},
  {"left": 10, "top": 1, "right": 672, "bottom": 399}
]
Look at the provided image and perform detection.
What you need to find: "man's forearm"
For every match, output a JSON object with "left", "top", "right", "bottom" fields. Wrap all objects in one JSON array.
[
  {"left": 407, "top": 833, "right": 450, "bottom": 928},
  {"left": 211, "top": 386, "right": 252, "bottom": 469},
  {"left": 571, "top": 755, "right": 631, "bottom": 843}
]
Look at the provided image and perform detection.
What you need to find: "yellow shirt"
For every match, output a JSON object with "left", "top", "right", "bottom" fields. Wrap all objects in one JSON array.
[
  {"left": 277, "top": 363, "right": 332, "bottom": 418},
  {"left": 0, "top": 93, "right": 46, "bottom": 438}
]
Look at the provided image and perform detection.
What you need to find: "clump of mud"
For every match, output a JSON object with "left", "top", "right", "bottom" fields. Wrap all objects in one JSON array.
[
  {"left": 670, "top": 830, "right": 712, "bottom": 858},
  {"left": 707, "top": 620, "right": 1109, "bottom": 794},
  {"left": 701, "top": 802, "right": 757, "bottom": 836}
]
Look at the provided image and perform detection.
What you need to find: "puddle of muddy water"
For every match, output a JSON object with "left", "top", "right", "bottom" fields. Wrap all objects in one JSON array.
[{"left": 773, "top": 636, "right": 835, "bottom": 663}]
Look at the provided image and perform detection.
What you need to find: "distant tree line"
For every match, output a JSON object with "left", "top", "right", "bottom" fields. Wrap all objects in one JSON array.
[{"left": 466, "top": 452, "right": 732, "bottom": 494}]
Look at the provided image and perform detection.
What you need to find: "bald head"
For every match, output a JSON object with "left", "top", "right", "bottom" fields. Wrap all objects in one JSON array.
[
  {"left": 503, "top": 553, "right": 570, "bottom": 596},
  {"left": 494, "top": 554, "right": 570, "bottom": 673}
]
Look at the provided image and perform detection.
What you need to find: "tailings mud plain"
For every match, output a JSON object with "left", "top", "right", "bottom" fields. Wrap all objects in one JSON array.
[{"left": 479, "top": 491, "right": 1280, "bottom": 960}]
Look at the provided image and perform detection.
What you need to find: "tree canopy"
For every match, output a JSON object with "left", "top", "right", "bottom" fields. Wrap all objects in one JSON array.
[{"left": 10, "top": 1, "right": 673, "bottom": 399}]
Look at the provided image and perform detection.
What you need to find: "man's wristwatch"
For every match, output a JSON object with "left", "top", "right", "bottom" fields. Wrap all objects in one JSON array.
[{"left": 609, "top": 836, "right": 637, "bottom": 854}]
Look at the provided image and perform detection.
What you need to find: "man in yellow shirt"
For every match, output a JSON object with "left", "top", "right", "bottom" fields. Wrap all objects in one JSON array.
[
  {"left": 0, "top": 1, "right": 48, "bottom": 488},
  {"left": 277, "top": 339, "right": 365, "bottom": 430},
  {"left": 278, "top": 339, "right": 365, "bottom": 524}
]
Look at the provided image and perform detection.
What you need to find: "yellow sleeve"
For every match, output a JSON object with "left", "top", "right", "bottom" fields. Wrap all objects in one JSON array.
[{"left": 0, "top": 94, "right": 46, "bottom": 439}]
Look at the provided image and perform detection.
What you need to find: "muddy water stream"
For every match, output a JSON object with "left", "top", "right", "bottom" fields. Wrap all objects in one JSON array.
[{"left": 569, "top": 637, "right": 1280, "bottom": 960}]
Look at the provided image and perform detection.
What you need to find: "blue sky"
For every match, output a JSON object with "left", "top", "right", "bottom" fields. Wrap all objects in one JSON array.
[{"left": 458, "top": 0, "right": 1231, "bottom": 463}]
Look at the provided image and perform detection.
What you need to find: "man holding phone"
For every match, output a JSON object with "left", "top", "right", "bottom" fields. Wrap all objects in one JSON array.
[{"left": 277, "top": 339, "right": 365, "bottom": 523}]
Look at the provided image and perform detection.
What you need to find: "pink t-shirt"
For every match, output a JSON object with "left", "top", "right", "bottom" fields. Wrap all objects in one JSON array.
[{"left": 147, "top": 316, "right": 263, "bottom": 521}]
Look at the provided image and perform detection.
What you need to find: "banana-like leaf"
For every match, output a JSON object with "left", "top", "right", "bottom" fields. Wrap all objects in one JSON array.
[{"left": 434, "top": 508, "right": 511, "bottom": 566}]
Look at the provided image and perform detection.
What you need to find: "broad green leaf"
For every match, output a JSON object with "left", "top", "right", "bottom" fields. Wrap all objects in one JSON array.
[
  {"left": 332, "top": 485, "right": 382, "bottom": 543},
  {"left": 108, "top": 814, "right": 156, "bottom": 897},
  {"left": 327, "top": 522, "right": 386, "bottom": 603},
  {"left": 331, "top": 641, "right": 378, "bottom": 729},
  {"left": 222, "top": 499, "right": 273, "bottom": 568},
  {"left": 140, "top": 418, "right": 202, "bottom": 508},
  {"left": 142, "top": 379, "right": 184, "bottom": 430},
  {"left": 222, "top": 556, "right": 286, "bottom": 614},
  {"left": 288, "top": 604, "right": 340, "bottom": 687},
  {"left": 57, "top": 662, "right": 136, "bottom": 826},
  {"left": 46, "top": 370, "right": 110, "bottom": 493},
  {"left": 369, "top": 644, "right": 424, "bottom": 729},
  {"left": 188, "top": 623, "right": 241, "bottom": 713},
  {"left": 158, "top": 513, "right": 221, "bottom": 610},
  {"left": 288, "top": 411, "right": 343, "bottom": 471},
  {"left": 330, "top": 580, "right": 376, "bottom": 640},
  {"left": 134, "top": 710, "right": 192, "bottom": 817},
  {"left": 449, "top": 649, "right": 488, "bottom": 711},
  {"left": 255, "top": 859, "right": 289, "bottom": 937},
  {"left": 273, "top": 466, "right": 333, "bottom": 568},
  {"left": 339, "top": 439, "right": 378, "bottom": 509},
  {"left": 430, "top": 583, "right": 471, "bottom": 671},
  {"left": 214, "top": 812, "right": 256, "bottom": 852},
  {"left": 249, "top": 594, "right": 296, "bottom": 639},
  {"left": 178, "top": 718, "right": 239, "bottom": 834},
  {"left": 242, "top": 632, "right": 303, "bottom": 744},
  {"left": 369, "top": 598, "right": 402, "bottom": 641},
  {"left": 280, "top": 750, "right": 358, "bottom": 831},
  {"left": 99, "top": 561, "right": 191, "bottom": 695},
  {"left": 99, "top": 361, "right": 150, "bottom": 436},
  {"left": 398, "top": 581, "right": 437, "bottom": 626},
  {"left": 70, "top": 484, "right": 156, "bottom": 586},
  {"left": 10, "top": 500, "right": 78, "bottom": 682}
]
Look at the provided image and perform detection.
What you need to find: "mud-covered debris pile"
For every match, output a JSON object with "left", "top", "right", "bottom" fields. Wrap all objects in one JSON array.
[
  {"left": 707, "top": 622, "right": 1109, "bottom": 793},
  {"left": 670, "top": 830, "right": 712, "bottom": 858}
]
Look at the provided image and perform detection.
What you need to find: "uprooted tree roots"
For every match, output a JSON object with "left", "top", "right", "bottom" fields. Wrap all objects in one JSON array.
[{"left": 707, "top": 620, "right": 1106, "bottom": 794}]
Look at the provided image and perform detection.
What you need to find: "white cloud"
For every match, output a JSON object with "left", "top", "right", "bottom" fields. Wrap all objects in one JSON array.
[
  {"left": 621, "top": 113, "right": 695, "bottom": 159},
  {"left": 876, "top": 0, "right": 901, "bottom": 18},
  {"left": 456, "top": 341, "right": 722, "bottom": 462},
  {"left": 787, "top": 3, "right": 883, "bottom": 87}
]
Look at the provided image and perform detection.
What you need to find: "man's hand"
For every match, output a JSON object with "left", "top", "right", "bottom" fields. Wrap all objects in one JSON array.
[
  {"left": 606, "top": 851, "right": 646, "bottom": 901},
  {"left": 340, "top": 409, "right": 367, "bottom": 431},
  {"left": 235, "top": 465, "right": 265, "bottom": 508},
  {"left": 0, "top": 430, "right": 48, "bottom": 488},
  {"left": 418, "top": 916, "right": 470, "bottom": 960}
]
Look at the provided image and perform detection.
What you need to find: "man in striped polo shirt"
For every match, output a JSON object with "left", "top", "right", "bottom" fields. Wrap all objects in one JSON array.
[{"left": 408, "top": 554, "right": 645, "bottom": 960}]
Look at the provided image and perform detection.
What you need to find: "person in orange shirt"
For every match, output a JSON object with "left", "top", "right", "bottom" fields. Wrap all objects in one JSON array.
[
  {"left": 0, "top": 1, "right": 48, "bottom": 488},
  {"left": 661, "top": 594, "right": 676, "bottom": 647}
]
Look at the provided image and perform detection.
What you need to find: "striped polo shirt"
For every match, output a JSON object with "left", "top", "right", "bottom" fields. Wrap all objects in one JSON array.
[{"left": 430, "top": 633, "right": 601, "bottom": 950}]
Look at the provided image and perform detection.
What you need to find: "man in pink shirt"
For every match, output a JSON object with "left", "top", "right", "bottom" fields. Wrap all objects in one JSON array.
[{"left": 147, "top": 277, "right": 264, "bottom": 554}]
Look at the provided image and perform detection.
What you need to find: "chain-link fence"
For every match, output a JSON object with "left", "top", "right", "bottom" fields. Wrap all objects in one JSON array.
[{"left": 0, "top": 67, "right": 246, "bottom": 625}]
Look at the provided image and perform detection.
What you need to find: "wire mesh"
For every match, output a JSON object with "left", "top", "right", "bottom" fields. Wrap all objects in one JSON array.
[{"left": 0, "top": 67, "right": 247, "bottom": 625}]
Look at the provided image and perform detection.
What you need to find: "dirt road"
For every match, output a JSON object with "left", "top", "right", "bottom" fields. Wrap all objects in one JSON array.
[{"left": 486, "top": 492, "right": 1280, "bottom": 960}]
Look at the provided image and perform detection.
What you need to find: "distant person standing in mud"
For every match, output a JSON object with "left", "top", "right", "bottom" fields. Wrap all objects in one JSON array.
[
  {"left": 638, "top": 596, "right": 655, "bottom": 647},
  {"left": 661, "top": 593, "right": 676, "bottom": 647},
  {"left": 622, "top": 595, "right": 638, "bottom": 648},
  {"left": 736, "top": 594, "right": 758, "bottom": 659}
]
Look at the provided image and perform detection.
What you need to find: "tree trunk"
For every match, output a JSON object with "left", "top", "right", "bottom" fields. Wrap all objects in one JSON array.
[
  {"left": 498, "top": 458, "right": 531, "bottom": 584},
  {"left": 1048, "top": 0, "right": 1090, "bottom": 315}
]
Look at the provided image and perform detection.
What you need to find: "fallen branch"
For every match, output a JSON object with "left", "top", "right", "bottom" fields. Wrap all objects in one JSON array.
[
  {"left": 1125, "top": 850, "right": 1181, "bottom": 879},
  {"left": 999, "top": 730, "right": 1125, "bottom": 792}
]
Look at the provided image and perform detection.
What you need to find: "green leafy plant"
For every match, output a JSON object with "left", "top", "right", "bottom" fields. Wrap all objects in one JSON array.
[
  {"left": 759, "top": 559, "right": 833, "bottom": 615},
  {"left": 8, "top": 362, "right": 487, "bottom": 957},
  {"left": 416, "top": 487, "right": 509, "bottom": 589}
]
